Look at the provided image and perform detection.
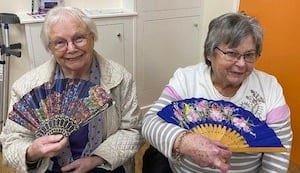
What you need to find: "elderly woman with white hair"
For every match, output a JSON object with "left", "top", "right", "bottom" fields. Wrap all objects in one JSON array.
[{"left": 0, "top": 6, "right": 142, "bottom": 173}]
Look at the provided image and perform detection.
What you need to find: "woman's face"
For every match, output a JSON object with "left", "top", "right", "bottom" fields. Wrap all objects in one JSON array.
[
  {"left": 208, "top": 35, "right": 257, "bottom": 88},
  {"left": 48, "top": 15, "right": 95, "bottom": 78}
]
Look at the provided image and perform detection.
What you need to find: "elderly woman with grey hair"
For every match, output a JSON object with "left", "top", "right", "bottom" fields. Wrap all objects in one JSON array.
[
  {"left": 0, "top": 6, "right": 142, "bottom": 173},
  {"left": 142, "top": 12, "right": 292, "bottom": 173}
]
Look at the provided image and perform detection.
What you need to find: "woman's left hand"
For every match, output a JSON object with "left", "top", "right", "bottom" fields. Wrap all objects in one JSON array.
[
  {"left": 175, "top": 132, "right": 232, "bottom": 173},
  {"left": 61, "top": 155, "right": 106, "bottom": 173}
]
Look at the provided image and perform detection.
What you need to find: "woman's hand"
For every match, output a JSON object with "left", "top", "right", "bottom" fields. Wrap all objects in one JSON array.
[
  {"left": 61, "top": 155, "right": 106, "bottom": 173},
  {"left": 26, "top": 134, "right": 68, "bottom": 162},
  {"left": 174, "top": 132, "right": 232, "bottom": 173}
]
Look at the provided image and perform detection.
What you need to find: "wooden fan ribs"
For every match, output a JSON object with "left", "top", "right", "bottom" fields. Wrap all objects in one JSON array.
[{"left": 157, "top": 97, "right": 287, "bottom": 153}]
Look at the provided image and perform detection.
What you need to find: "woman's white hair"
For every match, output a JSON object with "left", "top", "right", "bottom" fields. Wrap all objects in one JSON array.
[{"left": 40, "top": 6, "right": 98, "bottom": 52}]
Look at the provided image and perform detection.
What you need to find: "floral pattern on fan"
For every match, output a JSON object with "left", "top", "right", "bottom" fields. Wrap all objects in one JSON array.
[
  {"left": 157, "top": 97, "right": 286, "bottom": 152},
  {"left": 9, "top": 78, "right": 113, "bottom": 137},
  {"left": 172, "top": 98, "right": 254, "bottom": 135}
]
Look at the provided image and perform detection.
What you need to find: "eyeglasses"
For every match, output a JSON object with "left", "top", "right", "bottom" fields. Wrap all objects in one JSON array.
[
  {"left": 215, "top": 47, "right": 259, "bottom": 63},
  {"left": 49, "top": 33, "right": 92, "bottom": 52}
]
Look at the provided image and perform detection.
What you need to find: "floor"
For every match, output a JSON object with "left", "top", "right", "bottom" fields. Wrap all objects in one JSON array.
[
  {"left": 1, "top": 144, "right": 300, "bottom": 173},
  {"left": 0, "top": 151, "right": 15, "bottom": 173}
]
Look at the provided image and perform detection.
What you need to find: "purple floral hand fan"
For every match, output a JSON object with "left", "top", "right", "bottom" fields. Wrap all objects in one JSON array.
[
  {"left": 157, "top": 97, "right": 286, "bottom": 152},
  {"left": 9, "top": 78, "right": 113, "bottom": 137}
]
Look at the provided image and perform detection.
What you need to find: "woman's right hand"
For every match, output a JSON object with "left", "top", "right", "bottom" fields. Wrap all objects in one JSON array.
[
  {"left": 174, "top": 132, "right": 232, "bottom": 173},
  {"left": 26, "top": 134, "right": 68, "bottom": 162}
]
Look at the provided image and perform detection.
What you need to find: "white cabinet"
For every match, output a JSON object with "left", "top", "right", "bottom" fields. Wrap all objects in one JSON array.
[
  {"left": 136, "top": 0, "right": 202, "bottom": 110},
  {"left": 20, "top": 12, "right": 136, "bottom": 75},
  {"left": 93, "top": 17, "right": 135, "bottom": 74}
]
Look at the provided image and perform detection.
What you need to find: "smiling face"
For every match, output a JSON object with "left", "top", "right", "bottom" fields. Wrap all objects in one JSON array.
[
  {"left": 208, "top": 35, "right": 257, "bottom": 90},
  {"left": 48, "top": 14, "right": 95, "bottom": 79}
]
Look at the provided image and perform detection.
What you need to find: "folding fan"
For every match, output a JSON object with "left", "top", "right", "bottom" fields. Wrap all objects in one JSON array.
[
  {"left": 9, "top": 78, "right": 113, "bottom": 137},
  {"left": 157, "top": 97, "right": 287, "bottom": 153}
]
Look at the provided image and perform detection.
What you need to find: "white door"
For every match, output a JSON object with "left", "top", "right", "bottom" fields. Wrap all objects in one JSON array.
[{"left": 136, "top": 16, "right": 201, "bottom": 108}]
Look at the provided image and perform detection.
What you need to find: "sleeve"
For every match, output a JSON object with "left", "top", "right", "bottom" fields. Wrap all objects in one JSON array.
[
  {"left": 261, "top": 116, "right": 292, "bottom": 173},
  {"left": 142, "top": 69, "right": 188, "bottom": 161},
  {"left": 92, "top": 70, "right": 143, "bottom": 171},
  {"left": 260, "top": 77, "right": 293, "bottom": 173},
  {"left": 0, "top": 84, "right": 50, "bottom": 173}
]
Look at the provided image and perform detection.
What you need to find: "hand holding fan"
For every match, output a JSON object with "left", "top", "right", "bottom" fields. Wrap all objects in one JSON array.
[
  {"left": 9, "top": 78, "right": 113, "bottom": 137},
  {"left": 157, "top": 97, "right": 287, "bottom": 153}
]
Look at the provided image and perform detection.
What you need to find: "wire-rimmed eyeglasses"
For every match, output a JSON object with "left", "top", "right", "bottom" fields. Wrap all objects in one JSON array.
[
  {"left": 215, "top": 47, "right": 259, "bottom": 63},
  {"left": 49, "top": 32, "right": 92, "bottom": 52}
]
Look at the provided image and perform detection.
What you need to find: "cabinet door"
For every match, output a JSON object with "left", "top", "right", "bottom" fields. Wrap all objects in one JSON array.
[
  {"left": 136, "top": 16, "right": 201, "bottom": 108},
  {"left": 94, "top": 23, "right": 124, "bottom": 66}
]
